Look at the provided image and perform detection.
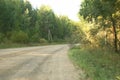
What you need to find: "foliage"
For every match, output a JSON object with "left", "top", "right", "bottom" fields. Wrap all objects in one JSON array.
[
  {"left": 11, "top": 31, "right": 29, "bottom": 43},
  {"left": 39, "top": 38, "right": 48, "bottom": 43},
  {"left": 0, "top": 0, "right": 79, "bottom": 45},
  {"left": 30, "top": 33, "right": 40, "bottom": 42},
  {"left": 69, "top": 22, "right": 85, "bottom": 44},
  {"left": 79, "top": 0, "right": 120, "bottom": 52},
  {"left": 0, "top": 33, "right": 4, "bottom": 43}
]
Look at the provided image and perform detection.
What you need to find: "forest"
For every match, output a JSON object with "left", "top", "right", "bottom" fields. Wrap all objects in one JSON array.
[
  {"left": 0, "top": 0, "right": 120, "bottom": 51},
  {"left": 0, "top": 0, "right": 82, "bottom": 47}
]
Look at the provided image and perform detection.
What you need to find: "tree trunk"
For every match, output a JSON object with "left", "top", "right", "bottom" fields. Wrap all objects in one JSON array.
[
  {"left": 48, "top": 29, "right": 52, "bottom": 42},
  {"left": 111, "top": 17, "right": 118, "bottom": 52}
]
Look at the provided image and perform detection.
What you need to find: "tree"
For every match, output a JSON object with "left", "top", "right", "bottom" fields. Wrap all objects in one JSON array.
[
  {"left": 79, "top": 0, "right": 120, "bottom": 52},
  {"left": 37, "top": 5, "right": 56, "bottom": 42},
  {"left": 0, "top": 0, "right": 16, "bottom": 34},
  {"left": 55, "top": 16, "right": 73, "bottom": 39}
]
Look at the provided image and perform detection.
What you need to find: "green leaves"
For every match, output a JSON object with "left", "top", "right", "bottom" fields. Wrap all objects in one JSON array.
[
  {"left": 80, "top": 0, "right": 120, "bottom": 21},
  {"left": 0, "top": 0, "right": 80, "bottom": 44},
  {"left": 11, "top": 31, "right": 29, "bottom": 43},
  {"left": 79, "top": 0, "right": 120, "bottom": 52}
]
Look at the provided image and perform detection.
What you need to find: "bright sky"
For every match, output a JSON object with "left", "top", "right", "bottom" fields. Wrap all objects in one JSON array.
[{"left": 28, "top": 0, "right": 82, "bottom": 21}]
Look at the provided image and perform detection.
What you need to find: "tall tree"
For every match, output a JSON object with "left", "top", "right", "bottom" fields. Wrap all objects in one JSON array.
[
  {"left": 79, "top": 0, "right": 120, "bottom": 52},
  {"left": 37, "top": 5, "right": 56, "bottom": 41}
]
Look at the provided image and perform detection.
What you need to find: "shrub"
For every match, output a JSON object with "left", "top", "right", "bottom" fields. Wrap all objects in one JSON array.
[
  {"left": 0, "top": 33, "right": 4, "bottom": 43},
  {"left": 39, "top": 38, "right": 48, "bottom": 43},
  {"left": 30, "top": 33, "right": 40, "bottom": 42},
  {"left": 11, "top": 31, "right": 29, "bottom": 43}
]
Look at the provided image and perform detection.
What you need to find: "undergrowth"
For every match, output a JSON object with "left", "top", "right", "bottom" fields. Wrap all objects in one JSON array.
[{"left": 69, "top": 46, "right": 120, "bottom": 80}]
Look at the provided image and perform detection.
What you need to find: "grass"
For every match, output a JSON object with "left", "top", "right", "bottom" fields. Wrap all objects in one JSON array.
[
  {"left": 0, "top": 43, "right": 29, "bottom": 49},
  {"left": 69, "top": 46, "right": 120, "bottom": 80},
  {"left": 0, "top": 41, "right": 68, "bottom": 49}
]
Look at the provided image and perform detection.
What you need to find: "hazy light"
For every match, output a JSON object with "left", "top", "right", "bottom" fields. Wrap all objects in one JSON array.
[{"left": 28, "top": 0, "right": 82, "bottom": 21}]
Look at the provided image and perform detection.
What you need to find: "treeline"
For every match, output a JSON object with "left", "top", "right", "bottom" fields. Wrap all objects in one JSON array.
[
  {"left": 79, "top": 0, "right": 120, "bottom": 52},
  {"left": 0, "top": 0, "right": 79, "bottom": 44}
]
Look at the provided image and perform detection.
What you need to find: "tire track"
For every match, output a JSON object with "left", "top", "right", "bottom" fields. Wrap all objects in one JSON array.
[{"left": 0, "top": 47, "right": 44, "bottom": 60}]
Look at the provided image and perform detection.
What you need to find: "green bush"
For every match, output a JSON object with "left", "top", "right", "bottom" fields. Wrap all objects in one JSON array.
[
  {"left": 11, "top": 31, "right": 29, "bottom": 43},
  {"left": 0, "top": 33, "right": 4, "bottom": 43},
  {"left": 30, "top": 33, "right": 40, "bottom": 42},
  {"left": 39, "top": 38, "right": 48, "bottom": 43}
]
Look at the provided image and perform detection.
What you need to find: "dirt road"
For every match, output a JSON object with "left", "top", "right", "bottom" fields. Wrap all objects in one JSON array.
[{"left": 0, "top": 45, "right": 80, "bottom": 80}]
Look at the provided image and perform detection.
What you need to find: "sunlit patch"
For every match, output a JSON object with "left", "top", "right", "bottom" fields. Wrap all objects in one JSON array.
[
  {"left": 26, "top": 53, "right": 52, "bottom": 56},
  {"left": 13, "top": 78, "right": 29, "bottom": 80},
  {"left": 0, "top": 58, "right": 2, "bottom": 60},
  {"left": 0, "top": 57, "right": 7, "bottom": 60}
]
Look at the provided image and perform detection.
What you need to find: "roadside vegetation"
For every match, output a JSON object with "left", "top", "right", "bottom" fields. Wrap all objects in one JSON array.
[
  {"left": 69, "top": 46, "right": 120, "bottom": 80},
  {"left": 0, "top": 42, "right": 67, "bottom": 49},
  {"left": 69, "top": 0, "right": 120, "bottom": 80}
]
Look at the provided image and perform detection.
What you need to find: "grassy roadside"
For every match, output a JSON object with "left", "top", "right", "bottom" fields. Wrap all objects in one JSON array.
[
  {"left": 0, "top": 42, "right": 67, "bottom": 49},
  {"left": 68, "top": 46, "right": 120, "bottom": 80}
]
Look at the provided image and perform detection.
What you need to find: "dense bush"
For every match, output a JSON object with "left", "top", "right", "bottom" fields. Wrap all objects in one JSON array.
[
  {"left": 39, "top": 38, "right": 48, "bottom": 43},
  {"left": 30, "top": 33, "right": 40, "bottom": 42},
  {"left": 11, "top": 31, "right": 29, "bottom": 43},
  {"left": 0, "top": 33, "right": 4, "bottom": 43}
]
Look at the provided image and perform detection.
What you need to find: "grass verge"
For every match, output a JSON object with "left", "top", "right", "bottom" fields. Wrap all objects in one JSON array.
[
  {"left": 0, "top": 42, "right": 67, "bottom": 49},
  {"left": 68, "top": 46, "right": 120, "bottom": 80}
]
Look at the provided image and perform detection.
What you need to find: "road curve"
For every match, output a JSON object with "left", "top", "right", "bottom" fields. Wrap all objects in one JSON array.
[{"left": 0, "top": 44, "right": 79, "bottom": 80}]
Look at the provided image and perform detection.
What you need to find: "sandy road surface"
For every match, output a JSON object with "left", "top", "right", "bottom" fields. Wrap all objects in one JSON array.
[{"left": 0, "top": 45, "right": 80, "bottom": 80}]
